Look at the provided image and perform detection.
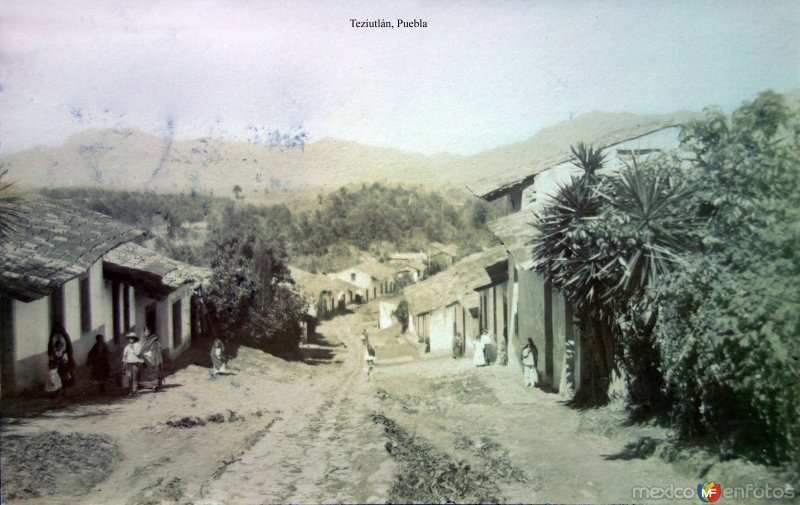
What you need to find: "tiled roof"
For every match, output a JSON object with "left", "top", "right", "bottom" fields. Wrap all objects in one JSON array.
[
  {"left": 354, "top": 259, "right": 396, "bottom": 281},
  {"left": 488, "top": 209, "right": 540, "bottom": 269},
  {"left": 404, "top": 246, "right": 506, "bottom": 316},
  {"left": 290, "top": 266, "right": 358, "bottom": 300},
  {"left": 394, "top": 259, "right": 426, "bottom": 273},
  {"left": 429, "top": 242, "right": 459, "bottom": 257},
  {"left": 467, "top": 121, "right": 686, "bottom": 199},
  {"left": 0, "top": 193, "right": 143, "bottom": 302},
  {"left": 103, "top": 242, "right": 212, "bottom": 297}
]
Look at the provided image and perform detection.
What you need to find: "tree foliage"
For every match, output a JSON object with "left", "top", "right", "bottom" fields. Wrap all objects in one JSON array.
[
  {"left": 203, "top": 211, "right": 308, "bottom": 357},
  {"left": 654, "top": 90, "right": 800, "bottom": 462},
  {"left": 532, "top": 90, "right": 800, "bottom": 463}
]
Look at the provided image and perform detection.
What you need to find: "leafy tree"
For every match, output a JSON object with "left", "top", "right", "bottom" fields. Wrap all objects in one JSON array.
[
  {"left": 393, "top": 300, "right": 410, "bottom": 332},
  {"left": 653, "top": 90, "right": 800, "bottom": 462},
  {"left": 204, "top": 210, "right": 307, "bottom": 357}
]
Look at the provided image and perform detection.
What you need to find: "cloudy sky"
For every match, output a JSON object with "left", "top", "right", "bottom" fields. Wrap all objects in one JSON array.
[{"left": 1, "top": 0, "right": 798, "bottom": 156}]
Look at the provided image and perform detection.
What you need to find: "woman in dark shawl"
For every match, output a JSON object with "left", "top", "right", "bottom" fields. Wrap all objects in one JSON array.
[
  {"left": 87, "top": 334, "right": 111, "bottom": 393},
  {"left": 48, "top": 324, "right": 76, "bottom": 390},
  {"left": 139, "top": 328, "right": 163, "bottom": 391}
]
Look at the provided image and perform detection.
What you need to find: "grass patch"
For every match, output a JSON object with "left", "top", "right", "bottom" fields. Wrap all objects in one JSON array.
[{"left": 372, "top": 413, "right": 503, "bottom": 504}]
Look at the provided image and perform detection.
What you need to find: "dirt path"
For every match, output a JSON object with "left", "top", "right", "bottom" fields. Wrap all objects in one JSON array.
[
  {"left": 5, "top": 307, "right": 788, "bottom": 505},
  {"left": 202, "top": 313, "right": 396, "bottom": 504}
]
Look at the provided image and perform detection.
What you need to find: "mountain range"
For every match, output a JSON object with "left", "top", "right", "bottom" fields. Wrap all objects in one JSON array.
[{"left": 1, "top": 110, "right": 704, "bottom": 195}]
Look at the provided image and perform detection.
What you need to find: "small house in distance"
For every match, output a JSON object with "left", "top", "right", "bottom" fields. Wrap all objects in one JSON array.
[
  {"left": 385, "top": 252, "right": 427, "bottom": 265},
  {"left": 332, "top": 259, "right": 397, "bottom": 303},
  {"left": 103, "top": 242, "right": 212, "bottom": 359},
  {"left": 404, "top": 246, "right": 506, "bottom": 356},
  {"left": 393, "top": 259, "right": 427, "bottom": 285},
  {"left": 428, "top": 242, "right": 459, "bottom": 269},
  {"left": 0, "top": 194, "right": 142, "bottom": 395},
  {"left": 291, "top": 267, "right": 357, "bottom": 317}
]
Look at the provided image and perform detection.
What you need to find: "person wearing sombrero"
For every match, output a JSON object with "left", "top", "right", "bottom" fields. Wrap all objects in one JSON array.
[{"left": 122, "top": 331, "right": 144, "bottom": 396}]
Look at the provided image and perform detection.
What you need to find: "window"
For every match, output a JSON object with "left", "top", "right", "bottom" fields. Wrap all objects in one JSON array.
[
  {"left": 350, "top": 273, "right": 356, "bottom": 282},
  {"left": 80, "top": 276, "right": 91, "bottom": 333},
  {"left": 172, "top": 300, "right": 182, "bottom": 347}
]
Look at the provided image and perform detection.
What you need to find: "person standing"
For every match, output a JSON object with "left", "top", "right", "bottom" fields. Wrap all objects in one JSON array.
[
  {"left": 48, "top": 324, "right": 76, "bottom": 393},
  {"left": 365, "top": 344, "right": 376, "bottom": 380},
  {"left": 210, "top": 338, "right": 227, "bottom": 377},
  {"left": 473, "top": 330, "right": 488, "bottom": 367},
  {"left": 87, "top": 334, "right": 111, "bottom": 394},
  {"left": 45, "top": 359, "right": 63, "bottom": 399},
  {"left": 521, "top": 338, "right": 539, "bottom": 387},
  {"left": 122, "top": 332, "right": 143, "bottom": 396},
  {"left": 139, "top": 328, "right": 164, "bottom": 391}
]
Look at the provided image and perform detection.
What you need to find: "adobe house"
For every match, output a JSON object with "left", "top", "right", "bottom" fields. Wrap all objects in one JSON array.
[
  {"left": 428, "top": 242, "right": 459, "bottom": 268},
  {"left": 333, "top": 259, "right": 396, "bottom": 303},
  {"left": 103, "top": 242, "right": 212, "bottom": 359},
  {"left": 393, "top": 259, "right": 426, "bottom": 284},
  {"left": 386, "top": 252, "right": 427, "bottom": 265},
  {"left": 405, "top": 247, "right": 506, "bottom": 356},
  {"left": 0, "top": 194, "right": 142, "bottom": 395},
  {"left": 290, "top": 266, "right": 358, "bottom": 321},
  {"left": 489, "top": 210, "right": 581, "bottom": 393},
  {"left": 472, "top": 120, "right": 689, "bottom": 394}
]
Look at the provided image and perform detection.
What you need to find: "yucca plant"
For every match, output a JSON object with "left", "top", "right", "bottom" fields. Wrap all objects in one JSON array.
[
  {"left": 531, "top": 144, "right": 698, "bottom": 405},
  {"left": 0, "top": 167, "right": 21, "bottom": 240}
]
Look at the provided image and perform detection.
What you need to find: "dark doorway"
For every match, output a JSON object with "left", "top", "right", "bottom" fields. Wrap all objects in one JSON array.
[{"left": 145, "top": 304, "right": 157, "bottom": 335}]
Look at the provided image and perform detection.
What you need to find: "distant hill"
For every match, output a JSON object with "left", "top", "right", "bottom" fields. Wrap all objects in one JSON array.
[{"left": 2, "top": 109, "right": 708, "bottom": 194}]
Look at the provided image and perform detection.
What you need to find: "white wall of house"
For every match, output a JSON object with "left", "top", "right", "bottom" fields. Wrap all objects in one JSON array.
[
  {"left": 429, "top": 304, "right": 456, "bottom": 354},
  {"left": 10, "top": 296, "right": 50, "bottom": 392},
  {"left": 333, "top": 269, "right": 372, "bottom": 290},
  {"left": 379, "top": 301, "right": 398, "bottom": 329},
  {"left": 522, "top": 126, "right": 682, "bottom": 212},
  {"left": 8, "top": 259, "right": 115, "bottom": 393}
]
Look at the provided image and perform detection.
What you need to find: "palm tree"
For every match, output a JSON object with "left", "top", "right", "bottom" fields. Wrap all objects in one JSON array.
[
  {"left": 0, "top": 167, "right": 21, "bottom": 240},
  {"left": 531, "top": 145, "right": 697, "bottom": 405}
]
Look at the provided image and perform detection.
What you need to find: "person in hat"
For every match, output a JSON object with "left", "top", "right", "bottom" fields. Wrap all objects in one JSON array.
[{"left": 122, "top": 332, "right": 144, "bottom": 396}]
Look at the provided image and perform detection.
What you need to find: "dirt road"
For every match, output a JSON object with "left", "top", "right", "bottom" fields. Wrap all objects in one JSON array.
[
  {"left": 202, "top": 312, "right": 396, "bottom": 504},
  {"left": 3, "top": 305, "right": 790, "bottom": 504}
]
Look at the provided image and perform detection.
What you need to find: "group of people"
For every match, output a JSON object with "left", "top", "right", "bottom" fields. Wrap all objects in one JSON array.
[
  {"left": 472, "top": 329, "right": 493, "bottom": 367},
  {"left": 45, "top": 326, "right": 117, "bottom": 398},
  {"left": 469, "top": 329, "right": 540, "bottom": 388},
  {"left": 122, "top": 328, "right": 164, "bottom": 396},
  {"left": 45, "top": 325, "right": 166, "bottom": 398}
]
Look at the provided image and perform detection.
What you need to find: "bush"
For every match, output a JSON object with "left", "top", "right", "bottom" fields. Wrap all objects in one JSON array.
[{"left": 653, "top": 90, "right": 800, "bottom": 462}]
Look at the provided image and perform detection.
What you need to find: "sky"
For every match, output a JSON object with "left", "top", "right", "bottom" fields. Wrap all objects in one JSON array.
[{"left": 1, "top": 0, "right": 798, "bottom": 156}]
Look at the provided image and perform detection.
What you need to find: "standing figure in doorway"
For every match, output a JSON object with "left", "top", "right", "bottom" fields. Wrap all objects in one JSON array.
[
  {"left": 47, "top": 324, "right": 76, "bottom": 393},
  {"left": 87, "top": 334, "right": 111, "bottom": 394},
  {"left": 139, "top": 328, "right": 164, "bottom": 391},
  {"left": 473, "top": 330, "right": 488, "bottom": 367}
]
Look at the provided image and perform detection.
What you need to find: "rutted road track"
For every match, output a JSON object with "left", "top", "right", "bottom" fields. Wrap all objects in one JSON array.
[{"left": 201, "top": 314, "right": 395, "bottom": 504}]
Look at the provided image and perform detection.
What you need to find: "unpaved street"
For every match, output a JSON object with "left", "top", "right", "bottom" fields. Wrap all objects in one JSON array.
[{"left": 1, "top": 305, "right": 762, "bottom": 504}]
